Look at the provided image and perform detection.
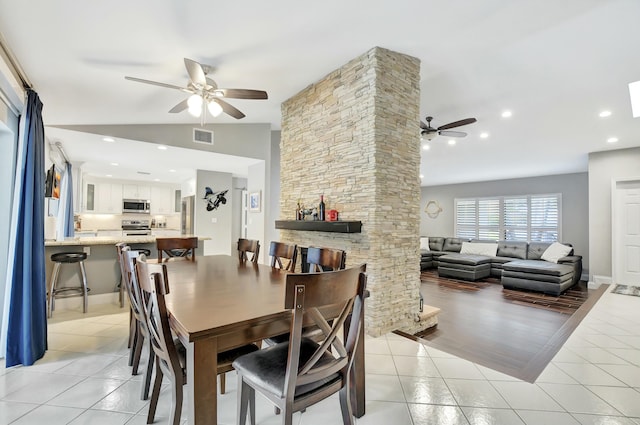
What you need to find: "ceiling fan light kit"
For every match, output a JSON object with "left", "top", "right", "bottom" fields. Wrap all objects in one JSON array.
[
  {"left": 125, "top": 58, "right": 268, "bottom": 124},
  {"left": 419, "top": 116, "right": 477, "bottom": 142}
]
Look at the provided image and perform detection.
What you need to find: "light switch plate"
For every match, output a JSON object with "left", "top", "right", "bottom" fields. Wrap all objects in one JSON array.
[
  {"left": 83, "top": 246, "right": 90, "bottom": 255},
  {"left": 211, "top": 217, "right": 217, "bottom": 223}
]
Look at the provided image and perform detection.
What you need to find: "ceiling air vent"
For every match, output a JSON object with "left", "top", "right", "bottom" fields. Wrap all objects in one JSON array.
[{"left": 193, "top": 128, "right": 214, "bottom": 145}]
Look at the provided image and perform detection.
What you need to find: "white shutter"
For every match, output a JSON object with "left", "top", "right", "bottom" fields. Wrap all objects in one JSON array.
[
  {"left": 455, "top": 199, "right": 477, "bottom": 239},
  {"left": 504, "top": 197, "right": 528, "bottom": 240},
  {"left": 530, "top": 195, "right": 559, "bottom": 242},
  {"left": 478, "top": 199, "right": 500, "bottom": 241}
]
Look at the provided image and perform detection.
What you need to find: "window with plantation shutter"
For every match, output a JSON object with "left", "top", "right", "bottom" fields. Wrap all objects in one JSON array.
[
  {"left": 455, "top": 194, "right": 561, "bottom": 242},
  {"left": 478, "top": 199, "right": 500, "bottom": 240},
  {"left": 455, "top": 199, "right": 477, "bottom": 239}
]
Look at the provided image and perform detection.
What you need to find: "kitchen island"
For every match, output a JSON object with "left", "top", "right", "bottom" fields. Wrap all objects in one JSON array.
[{"left": 44, "top": 235, "right": 208, "bottom": 309}]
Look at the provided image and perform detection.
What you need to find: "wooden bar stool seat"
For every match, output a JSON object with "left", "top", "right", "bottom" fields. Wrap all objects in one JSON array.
[{"left": 48, "top": 252, "right": 90, "bottom": 318}]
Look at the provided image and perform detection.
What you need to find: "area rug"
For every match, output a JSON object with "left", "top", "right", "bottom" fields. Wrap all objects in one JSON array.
[{"left": 611, "top": 284, "right": 640, "bottom": 297}]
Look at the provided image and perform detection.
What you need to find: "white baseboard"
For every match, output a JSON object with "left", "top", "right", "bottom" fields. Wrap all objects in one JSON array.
[
  {"left": 589, "top": 275, "right": 612, "bottom": 290},
  {"left": 51, "top": 292, "right": 120, "bottom": 310}
]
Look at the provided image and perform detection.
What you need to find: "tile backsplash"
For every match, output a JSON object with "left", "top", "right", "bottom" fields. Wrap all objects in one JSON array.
[{"left": 78, "top": 214, "right": 180, "bottom": 230}]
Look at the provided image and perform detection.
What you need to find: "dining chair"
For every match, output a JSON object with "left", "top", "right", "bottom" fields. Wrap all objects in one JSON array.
[
  {"left": 269, "top": 241, "right": 298, "bottom": 271},
  {"left": 264, "top": 246, "right": 345, "bottom": 347},
  {"left": 238, "top": 238, "right": 260, "bottom": 263},
  {"left": 157, "top": 236, "right": 198, "bottom": 262},
  {"left": 233, "top": 264, "right": 367, "bottom": 425},
  {"left": 306, "top": 246, "right": 346, "bottom": 272},
  {"left": 135, "top": 257, "right": 259, "bottom": 425},
  {"left": 115, "top": 243, "right": 134, "bottom": 347},
  {"left": 120, "top": 247, "right": 156, "bottom": 400}
]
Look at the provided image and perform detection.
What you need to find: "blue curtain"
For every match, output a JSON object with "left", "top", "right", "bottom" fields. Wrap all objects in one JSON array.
[
  {"left": 63, "top": 163, "right": 74, "bottom": 237},
  {"left": 5, "top": 89, "right": 47, "bottom": 367},
  {"left": 56, "top": 161, "right": 74, "bottom": 239}
]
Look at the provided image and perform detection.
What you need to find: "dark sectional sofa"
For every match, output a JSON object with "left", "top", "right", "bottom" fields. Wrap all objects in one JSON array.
[{"left": 420, "top": 237, "right": 583, "bottom": 296}]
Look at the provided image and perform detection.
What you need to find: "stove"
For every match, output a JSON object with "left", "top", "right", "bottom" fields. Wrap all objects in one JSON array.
[{"left": 121, "top": 219, "right": 151, "bottom": 236}]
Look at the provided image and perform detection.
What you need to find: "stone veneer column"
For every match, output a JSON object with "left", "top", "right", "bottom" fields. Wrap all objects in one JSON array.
[{"left": 280, "top": 47, "right": 427, "bottom": 336}]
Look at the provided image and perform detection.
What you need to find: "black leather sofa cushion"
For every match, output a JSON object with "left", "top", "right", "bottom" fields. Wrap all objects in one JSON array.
[
  {"left": 502, "top": 259, "right": 573, "bottom": 277},
  {"left": 439, "top": 254, "right": 491, "bottom": 266},
  {"left": 496, "top": 241, "right": 528, "bottom": 260},
  {"left": 527, "top": 242, "right": 574, "bottom": 260},
  {"left": 442, "top": 238, "right": 465, "bottom": 252},
  {"left": 428, "top": 237, "right": 445, "bottom": 252}
]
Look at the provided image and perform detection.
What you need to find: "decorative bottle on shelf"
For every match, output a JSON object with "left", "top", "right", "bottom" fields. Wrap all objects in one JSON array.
[
  {"left": 296, "top": 202, "right": 302, "bottom": 220},
  {"left": 318, "top": 195, "right": 326, "bottom": 221}
]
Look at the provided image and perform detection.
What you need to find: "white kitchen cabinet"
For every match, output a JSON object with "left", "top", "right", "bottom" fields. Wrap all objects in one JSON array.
[
  {"left": 96, "top": 182, "right": 123, "bottom": 213},
  {"left": 83, "top": 180, "right": 97, "bottom": 212},
  {"left": 123, "top": 184, "right": 151, "bottom": 200},
  {"left": 83, "top": 179, "right": 122, "bottom": 213},
  {"left": 150, "top": 186, "right": 172, "bottom": 214}
]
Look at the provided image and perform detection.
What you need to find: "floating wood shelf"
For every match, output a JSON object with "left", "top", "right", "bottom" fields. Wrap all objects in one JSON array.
[{"left": 275, "top": 220, "right": 362, "bottom": 233}]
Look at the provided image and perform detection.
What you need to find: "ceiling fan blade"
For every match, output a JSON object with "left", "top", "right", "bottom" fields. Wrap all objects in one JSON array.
[
  {"left": 184, "top": 58, "right": 207, "bottom": 86},
  {"left": 438, "top": 118, "right": 477, "bottom": 130},
  {"left": 215, "top": 88, "right": 268, "bottom": 100},
  {"left": 168, "top": 98, "right": 189, "bottom": 113},
  {"left": 214, "top": 98, "right": 246, "bottom": 119},
  {"left": 439, "top": 130, "right": 467, "bottom": 137},
  {"left": 125, "top": 76, "right": 189, "bottom": 92},
  {"left": 420, "top": 121, "right": 430, "bottom": 130}
]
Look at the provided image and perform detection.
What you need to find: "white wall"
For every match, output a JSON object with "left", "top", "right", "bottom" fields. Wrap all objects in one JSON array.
[
  {"left": 421, "top": 172, "right": 589, "bottom": 274},
  {"left": 267, "top": 131, "right": 281, "bottom": 251},
  {"left": 588, "top": 147, "right": 640, "bottom": 281},
  {"left": 247, "top": 162, "right": 266, "bottom": 263},
  {"left": 195, "top": 170, "right": 233, "bottom": 256}
]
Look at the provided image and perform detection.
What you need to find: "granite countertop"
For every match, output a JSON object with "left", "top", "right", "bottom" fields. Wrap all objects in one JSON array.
[{"left": 45, "top": 235, "right": 208, "bottom": 247}]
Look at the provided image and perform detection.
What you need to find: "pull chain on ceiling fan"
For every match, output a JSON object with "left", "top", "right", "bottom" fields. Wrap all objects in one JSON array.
[
  {"left": 420, "top": 116, "right": 477, "bottom": 141},
  {"left": 125, "top": 58, "right": 268, "bottom": 125}
]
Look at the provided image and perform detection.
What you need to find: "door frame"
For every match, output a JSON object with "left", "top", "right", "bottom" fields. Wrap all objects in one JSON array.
[{"left": 611, "top": 177, "right": 640, "bottom": 285}]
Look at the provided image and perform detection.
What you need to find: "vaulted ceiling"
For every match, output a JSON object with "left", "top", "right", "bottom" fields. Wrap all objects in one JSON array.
[{"left": 1, "top": 0, "right": 639, "bottom": 186}]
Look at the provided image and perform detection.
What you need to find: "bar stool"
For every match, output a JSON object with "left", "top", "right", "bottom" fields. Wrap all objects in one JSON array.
[{"left": 48, "top": 252, "right": 90, "bottom": 318}]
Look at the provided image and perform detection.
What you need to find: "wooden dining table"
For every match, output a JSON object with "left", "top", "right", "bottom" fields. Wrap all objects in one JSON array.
[{"left": 162, "top": 255, "right": 366, "bottom": 425}]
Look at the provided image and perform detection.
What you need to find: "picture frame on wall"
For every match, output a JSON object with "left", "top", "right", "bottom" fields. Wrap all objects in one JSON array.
[{"left": 249, "top": 191, "right": 261, "bottom": 212}]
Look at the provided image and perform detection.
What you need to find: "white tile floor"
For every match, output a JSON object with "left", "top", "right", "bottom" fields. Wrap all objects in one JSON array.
[{"left": 1, "top": 286, "right": 640, "bottom": 425}]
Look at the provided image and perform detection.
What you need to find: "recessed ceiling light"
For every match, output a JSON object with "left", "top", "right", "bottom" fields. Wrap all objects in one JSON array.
[
  {"left": 169, "top": 169, "right": 176, "bottom": 173},
  {"left": 154, "top": 178, "right": 160, "bottom": 182},
  {"left": 629, "top": 81, "right": 640, "bottom": 117},
  {"left": 422, "top": 144, "right": 430, "bottom": 151},
  {"left": 110, "top": 162, "right": 119, "bottom": 166},
  {"left": 480, "top": 132, "right": 489, "bottom": 139},
  {"left": 103, "top": 137, "right": 115, "bottom": 142},
  {"left": 607, "top": 137, "right": 619, "bottom": 143},
  {"left": 599, "top": 110, "right": 612, "bottom": 118},
  {"left": 157, "top": 145, "right": 168, "bottom": 150},
  {"left": 501, "top": 110, "right": 512, "bottom": 118},
  {"left": 106, "top": 174, "right": 112, "bottom": 177},
  {"left": 420, "top": 174, "right": 424, "bottom": 179},
  {"left": 448, "top": 139, "right": 456, "bottom": 145}
]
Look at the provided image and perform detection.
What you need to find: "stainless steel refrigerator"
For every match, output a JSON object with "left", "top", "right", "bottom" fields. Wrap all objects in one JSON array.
[{"left": 181, "top": 195, "right": 195, "bottom": 234}]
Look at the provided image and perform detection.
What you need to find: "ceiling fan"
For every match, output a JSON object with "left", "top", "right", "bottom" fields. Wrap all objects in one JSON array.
[
  {"left": 420, "top": 116, "right": 477, "bottom": 141},
  {"left": 125, "top": 58, "right": 268, "bottom": 123}
]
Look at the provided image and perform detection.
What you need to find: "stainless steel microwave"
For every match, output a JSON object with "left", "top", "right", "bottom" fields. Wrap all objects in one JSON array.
[{"left": 122, "top": 199, "right": 150, "bottom": 214}]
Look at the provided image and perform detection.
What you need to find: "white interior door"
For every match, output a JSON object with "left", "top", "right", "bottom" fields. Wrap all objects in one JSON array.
[{"left": 613, "top": 180, "right": 640, "bottom": 286}]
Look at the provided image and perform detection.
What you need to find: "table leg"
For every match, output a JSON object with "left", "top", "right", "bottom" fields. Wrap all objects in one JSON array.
[{"left": 185, "top": 337, "right": 218, "bottom": 425}]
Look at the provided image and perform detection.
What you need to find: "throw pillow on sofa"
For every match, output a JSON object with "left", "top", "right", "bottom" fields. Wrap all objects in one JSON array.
[
  {"left": 420, "top": 237, "right": 430, "bottom": 251},
  {"left": 460, "top": 242, "right": 498, "bottom": 257},
  {"left": 541, "top": 242, "right": 573, "bottom": 263}
]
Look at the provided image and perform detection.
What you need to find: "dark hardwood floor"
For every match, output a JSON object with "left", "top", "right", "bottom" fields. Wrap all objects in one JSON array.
[{"left": 396, "top": 270, "right": 607, "bottom": 383}]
